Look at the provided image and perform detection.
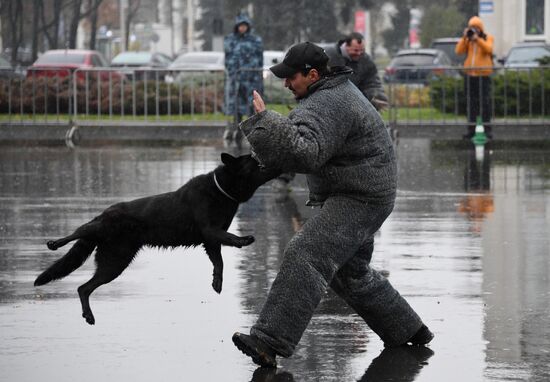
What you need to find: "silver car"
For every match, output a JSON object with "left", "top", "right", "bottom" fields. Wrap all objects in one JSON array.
[
  {"left": 166, "top": 51, "right": 225, "bottom": 83},
  {"left": 502, "top": 42, "right": 550, "bottom": 68}
]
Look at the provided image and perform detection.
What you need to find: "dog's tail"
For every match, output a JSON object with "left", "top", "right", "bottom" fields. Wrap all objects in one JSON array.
[{"left": 34, "top": 239, "right": 96, "bottom": 286}]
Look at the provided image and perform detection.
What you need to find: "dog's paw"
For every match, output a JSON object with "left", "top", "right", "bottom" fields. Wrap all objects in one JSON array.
[
  {"left": 234, "top": 235, "right": 255, "bottom": 248},
  {"left": 82, "top": 311, "right": 95, "bottom": 325},
  {"left": 212, "top": 276, "right": 223, "bottom": 294},
  {"left": 46, "top": 240, "right": 58, "bottom": 251}
]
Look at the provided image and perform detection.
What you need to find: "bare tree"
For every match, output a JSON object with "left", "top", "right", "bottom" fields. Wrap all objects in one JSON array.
[
  {"left": 87, "top": 0, "right": 103, "bottom": 50},
  {"left": 42, "top": 0, "right": 104, "bottom": 50},
  {"left": 124, "top": 0, "right": 141, "bottom": 50},
  {"left": 68, "top": 0, "right": 83, "bottom": 48},
  {"left": 5, "top": 0, "right": 24, "bottom": 64},
  {"left": 40, "top": 0, "right": 64, "bottom": 50},
  {"left": 31, "top": 0, "right": 40, "bottom": 62}
]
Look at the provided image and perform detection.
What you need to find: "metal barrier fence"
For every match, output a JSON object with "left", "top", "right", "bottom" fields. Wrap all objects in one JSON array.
[
  {"left": 384, "top": 64, "right": 549, "bottom": 128},
  {"left": 0, "top": 65, "right": 548, "bottom": 128},
  {"left": 72, "top": 67, "right": 228, "bottom": 120}
]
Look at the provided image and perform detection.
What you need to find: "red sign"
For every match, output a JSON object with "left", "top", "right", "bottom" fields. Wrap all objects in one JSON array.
[
  {"left": 409, "top": 28, "right": 420, "bottom": 48},
  {"left": 354, "top": 10, "right": 366, "bottom": 35}
]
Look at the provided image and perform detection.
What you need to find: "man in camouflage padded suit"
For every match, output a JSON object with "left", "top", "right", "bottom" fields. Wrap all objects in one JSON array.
[
  {"left": 223, "top": 12, "right": 263, "bottom": 142},
  {"left": 232, "top": 42, "right": 433, "bottom": 368}
]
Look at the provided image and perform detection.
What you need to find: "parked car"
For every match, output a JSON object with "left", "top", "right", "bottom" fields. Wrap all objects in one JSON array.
[
  {"left": 430, "top": 37, "right": 464, "bottom": 66},
  {"left": 168, "top": 51, "right": 224, "bottom": 71},
  {"left": 27, "top": 49, "right": 121, "bottom": 81},
  {"left": 166, "top": 51, "right": 224, "bottom": 82},
  {"left": 110, "top": 51, "right": 172, "bottom": 80},
  {"left": 501, "top": 42, "right": 550, "bottom": 68},
  {"left": 384, "top": 49, "right": 459, "bottom": 84},
  {"left": 111, "top": 51, "right": 173, "bottom": 67},
  {"left": 0, "top": 55, "right": 26, "bottom": 80}
]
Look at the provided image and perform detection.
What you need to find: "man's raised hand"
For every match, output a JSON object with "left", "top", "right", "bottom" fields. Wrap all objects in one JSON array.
[{"left": 252, "top": 90, "right": 266, "bottom": 114}]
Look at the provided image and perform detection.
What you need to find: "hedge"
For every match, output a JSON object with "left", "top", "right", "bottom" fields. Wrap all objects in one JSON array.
[
  {"left": 0, "top": 75, "right": 224, "bottom": 115},
  {"left": 430, "top": 67, "right": 550, "bottom": 117}
]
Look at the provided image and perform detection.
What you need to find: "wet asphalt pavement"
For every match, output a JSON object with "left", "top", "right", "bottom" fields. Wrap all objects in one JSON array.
[{"left": 0, "top": 139, "right": 549, "bottom": 381}]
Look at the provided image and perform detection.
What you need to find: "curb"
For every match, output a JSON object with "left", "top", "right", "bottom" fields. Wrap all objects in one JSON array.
[
  {"left": 0, "top": 121, "right": 228, "bottom": 146},
  {"left": 1, "top": 121, "right": 549, "bottom": 145}
]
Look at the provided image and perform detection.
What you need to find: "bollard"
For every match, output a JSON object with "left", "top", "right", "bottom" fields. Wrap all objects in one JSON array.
[
  {"left": 471, "top": 116, "right": 487, "bottom": 146},
  {"left": 471, "top": 116, "right": 487, "bottom": 161}
]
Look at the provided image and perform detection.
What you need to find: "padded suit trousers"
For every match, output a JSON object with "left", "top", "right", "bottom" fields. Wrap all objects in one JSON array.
[{"left": 250, "top": 196, "right": 424, "bottom": 357}]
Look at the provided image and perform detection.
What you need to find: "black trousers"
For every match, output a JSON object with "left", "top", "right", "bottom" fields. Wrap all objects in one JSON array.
[{"left": 464, "top": 75, "right": 492, "bottom": 137}]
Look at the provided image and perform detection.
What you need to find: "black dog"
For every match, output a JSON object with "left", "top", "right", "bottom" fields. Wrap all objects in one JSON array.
[{"left": 34, "top": 153, "right": 279, "bottom": 325}]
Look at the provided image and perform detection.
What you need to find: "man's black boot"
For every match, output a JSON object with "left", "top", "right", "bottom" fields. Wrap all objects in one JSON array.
[
  {"left": 232, "top": 332, "right": 277, "bottom": 368},
  {"left": 408, "top": 324, "right": 434, "bottom": 345},
  {"left": 384, "top": 324, "right": 434, "bottom": 348}
]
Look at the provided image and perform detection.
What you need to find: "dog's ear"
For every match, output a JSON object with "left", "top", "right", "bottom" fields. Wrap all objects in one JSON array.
[{"left": 221, "top": 153, "right": 236, "bottom": 166}]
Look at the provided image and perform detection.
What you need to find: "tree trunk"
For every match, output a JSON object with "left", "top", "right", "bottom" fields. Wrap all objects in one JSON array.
[
  {"left": 39, "top": 0, "right": 62, "bottom": 50},
  {"left": 51, "top": 0, "right": 62, "bottom": 49},
  {"left": 88, "top": 0, "right": 101, "bottom": 50},
  {"left": 31, "top": 0, "right": 40, "bottom": 62},
  {"left": 7, "top": 0, "right": 23, "bottom": 64},
  {"left": 125, "top": 0, "right": 141, "bottom": 51},
  {"left": 68, "top": 0, "right": 83, "bottom": 48}
]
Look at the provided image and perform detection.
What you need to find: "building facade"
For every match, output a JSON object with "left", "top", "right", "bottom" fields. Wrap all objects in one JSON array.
[{"left": 481, "top": 0, "right": 550, "bottom": 57}]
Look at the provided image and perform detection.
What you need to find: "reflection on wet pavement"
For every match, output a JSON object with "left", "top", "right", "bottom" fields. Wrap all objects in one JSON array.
[{"left": 0, "top": 141, "right": 548, "bottom": 381}]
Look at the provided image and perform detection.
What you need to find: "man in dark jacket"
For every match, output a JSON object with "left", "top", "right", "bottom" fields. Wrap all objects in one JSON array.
[
  {"left": 232, "top": 42, "right": 433, "bottom": 368},
  {"left": 223, "top": 12, "right": 264, "bottom": 142},
  {"left": 325, "top": 32, "right": 388, "bottom": 111}
]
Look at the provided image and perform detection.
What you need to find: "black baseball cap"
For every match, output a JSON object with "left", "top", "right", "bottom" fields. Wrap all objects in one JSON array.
[{"left": 270, "top": 42, "right": 329, "bottom": 78}]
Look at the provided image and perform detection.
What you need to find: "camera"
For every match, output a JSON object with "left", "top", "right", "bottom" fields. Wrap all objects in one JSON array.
[
  {"left": 466, "top": 27, "right": 478, "bottom": 39},
  {"left": 466, "top": 27, "right": 486, "bottom": 40}
]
